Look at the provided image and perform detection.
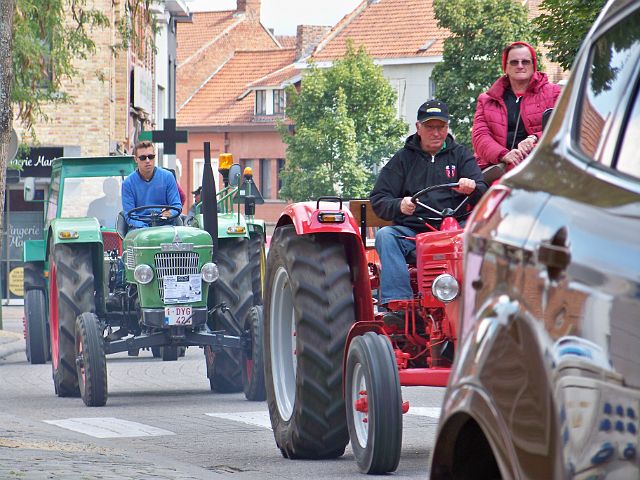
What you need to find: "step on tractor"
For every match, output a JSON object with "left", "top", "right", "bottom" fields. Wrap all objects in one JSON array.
[
  {"left": 22, "top": 144, "right": 267, "bottom": 407},
  {"left": 263, "top": 184, "right": 469, "bottom": 474}
]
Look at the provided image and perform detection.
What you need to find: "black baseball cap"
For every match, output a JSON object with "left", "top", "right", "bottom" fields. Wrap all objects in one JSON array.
[
  {"left": 417, "top": 100, "right": 449, "bottom": 123},
  {"left": 192, "top": 186, "right": 202, "bottom": 195}
]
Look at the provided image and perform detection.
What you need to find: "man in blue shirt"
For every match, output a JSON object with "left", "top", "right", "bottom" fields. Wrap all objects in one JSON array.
[{"left": 122, "top": 141, "right": 182, "bottom": 229}]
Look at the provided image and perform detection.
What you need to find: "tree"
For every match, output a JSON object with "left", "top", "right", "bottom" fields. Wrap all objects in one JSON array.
[
  {"left": 432, "top": 0, "right": 535, "bottom": 147},
  {"left": 1, "top": 0, "right": 16, "bottom": 274},
  {"left": 534, "top": 0, "right": 606, "bottom": 72},
  {"left": 278, "top": 43, "right": 407, "bottom": 202}
]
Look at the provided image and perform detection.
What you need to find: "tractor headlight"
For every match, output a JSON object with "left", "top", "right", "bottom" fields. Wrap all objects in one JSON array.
[
  {"left": 201, "top": 262, "right": 219, "bottom": 283},
  {"left": 431, "top": 274, "right": 459, "bottom": 303},
  {"left": 134, "top": 264, "right": 154, "bottom": 284}
]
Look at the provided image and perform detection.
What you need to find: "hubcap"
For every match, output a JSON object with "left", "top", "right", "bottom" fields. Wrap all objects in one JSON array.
[
  {"left": 271, "top": 266, "right": 296, "bottom": 421},
  {"left": 351, "top": 362, "right": 369, "bottom": 447}
]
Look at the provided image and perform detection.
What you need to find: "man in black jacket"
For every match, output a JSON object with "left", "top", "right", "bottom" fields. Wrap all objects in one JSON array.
[{"left": 370, "top": 100, "right": 487, "bottom": 305}]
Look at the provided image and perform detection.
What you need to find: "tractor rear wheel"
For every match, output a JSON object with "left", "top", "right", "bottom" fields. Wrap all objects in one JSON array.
[
  {"left": 264, "top": 225, "right": 355, "bottom": 459},
  {"left": 75, "top": 312, "right": 107, "bottom": 407},
  {"left": 50, "top": 244, "right": 95, "bottom": 397},
  {"left": 249, "top": 232, "right": 266, "bottom": 305},
  {"left": 242, "top": 305, "right": 266, "bottom": 401},
  {"left": 206, "top": 237, "right": 253, "bottom": 393},
  {"left": 346, "top": 332, "right": 402, "bottom": 474},
  {"left": 24, "top": 289, "right": 48, "bottom": 364}
]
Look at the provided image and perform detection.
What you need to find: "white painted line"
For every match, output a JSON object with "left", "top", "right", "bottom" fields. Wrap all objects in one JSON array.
[
  {"left": 406, "top": 407, "right": 441, "bottom": 419},
  {"left": 44, "top": 417, "right": 175, "bottom": 438},
  {"left": 206, "top": 411, "right": 272, "bottom": 430}
]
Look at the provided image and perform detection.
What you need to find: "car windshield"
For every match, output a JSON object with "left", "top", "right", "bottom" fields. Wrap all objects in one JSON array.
[{"left": 61, "top": 176, "right": 123, "bottom": 228}]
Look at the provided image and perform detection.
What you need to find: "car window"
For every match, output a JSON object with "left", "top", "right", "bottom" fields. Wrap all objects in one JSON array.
[
  {"left": 616, "top": 86, "right": 640, "bottom": 179},
  {"left": 576, "top": 9, "right": 640, "bottom": 164}
]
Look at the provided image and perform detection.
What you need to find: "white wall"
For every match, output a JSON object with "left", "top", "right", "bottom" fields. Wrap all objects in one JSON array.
[{"left": 382, "top": 62, "right": 438, "bottom": 134}]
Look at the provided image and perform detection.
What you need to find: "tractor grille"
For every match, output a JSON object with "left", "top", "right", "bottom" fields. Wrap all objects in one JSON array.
[
  {"left": 419, "top": 264, "right": 448, "bottom": 292},
  {"left": 125, "top": 247, "right": 135, "bottom": 269},
  {"left": 154, "top": 251, "right": 200, "bottom": 300}
]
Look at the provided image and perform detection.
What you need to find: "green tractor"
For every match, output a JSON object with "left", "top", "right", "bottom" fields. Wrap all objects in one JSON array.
[{"left": 22, "top": 146, "right": 266, "bottom": 406}]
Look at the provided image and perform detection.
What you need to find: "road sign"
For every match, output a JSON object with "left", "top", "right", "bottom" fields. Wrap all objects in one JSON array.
[{"left": 139, "top": 118, "right": 188, "bottom": 155}]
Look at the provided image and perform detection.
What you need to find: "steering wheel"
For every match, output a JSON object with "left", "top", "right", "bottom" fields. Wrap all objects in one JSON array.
[
  {"left": 126, "top": 205, "right": 182, "bottom": 227},
  {"left": 410, "top": 182, "right": 472, "bottom": 223}
]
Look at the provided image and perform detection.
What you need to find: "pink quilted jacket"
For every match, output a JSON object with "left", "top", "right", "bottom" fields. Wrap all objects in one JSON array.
[{"left": 472, "top": 71, "right": 561, "bottom": 169}]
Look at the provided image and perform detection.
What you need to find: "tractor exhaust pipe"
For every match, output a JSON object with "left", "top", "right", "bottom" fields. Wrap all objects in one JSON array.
[{"left": 202, "top": 142, "right": 218, "bottom": 262}]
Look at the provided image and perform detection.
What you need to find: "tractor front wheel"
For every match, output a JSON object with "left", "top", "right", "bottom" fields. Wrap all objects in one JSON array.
[
  {"left": 24, "top": 289, "right": 48, "bottom": 364},
  {"left": 346, "top": 332, "right": 402, "bottom": 474},
  {"left": 242, "top": 305, "right": 265, "bottom": 401},
  {"left": 50, "top": 244, "right": 95, "bottom": 397},
  {"left": 75, "top": 312, "right": 107, "bottom": 407},
  {"left": 206, "top": 237, "right": 253, "bottom": 393},
  {"left": 264, "top": 225, "right": 355, "bottom": 459}
]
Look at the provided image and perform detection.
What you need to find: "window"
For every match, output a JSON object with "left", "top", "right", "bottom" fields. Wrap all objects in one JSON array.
[
  {"left": 616, "top": 88, "right": 640, "bottom": 179},
  {"left": 46, "top": 174, "right": 60, "bottom": 222},
  {"left": 576, "top": 10, "right": 640, "bottom": 163},
  {"left": 277, "top": 158, "right": 285, "bottom": 194},
  {"left": 260, "top": 159, "right": 272, "bottom": 199},
  {"left": 388, "top": 79, "right": 406, "bottom": 120},
  {"left": 273, "top": 89, "right": 286, "bottom": 114},
  {"left": 429, "top": 77, "right": 437, "bottom": 99},
  {"left": 256, "top": 90, "right": 267, "bottom": 115}
]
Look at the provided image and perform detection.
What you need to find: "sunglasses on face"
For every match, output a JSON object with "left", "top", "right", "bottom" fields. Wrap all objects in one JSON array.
[
  {"left": 508, "top": 59, "right": 532, "bottom": 66},
  {"left": 138, "top": 154, "right": 156, "bottom": 161}
]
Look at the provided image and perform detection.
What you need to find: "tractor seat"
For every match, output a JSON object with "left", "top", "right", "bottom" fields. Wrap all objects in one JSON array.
[{"left": 116, "top": 211, "right": 128, "bottom": 239}]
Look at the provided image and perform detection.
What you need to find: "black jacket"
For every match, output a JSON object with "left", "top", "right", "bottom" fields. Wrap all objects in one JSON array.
[{"left": 370, "top": 133, "right": 487, "bottom": 232}]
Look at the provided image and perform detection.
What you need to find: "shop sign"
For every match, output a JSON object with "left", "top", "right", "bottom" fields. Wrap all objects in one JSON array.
[{"left": 10, "top": 146, "right": 64, "bottom": 178}]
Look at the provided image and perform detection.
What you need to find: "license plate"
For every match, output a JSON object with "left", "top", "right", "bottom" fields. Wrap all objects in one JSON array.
[{"left": 164, "top": 306, "right": 192, "bottom": 326}]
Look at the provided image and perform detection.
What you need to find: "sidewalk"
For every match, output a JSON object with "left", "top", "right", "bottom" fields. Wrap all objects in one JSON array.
[{"left": 0, "top": 306, "right": 26, "bottom": 361}]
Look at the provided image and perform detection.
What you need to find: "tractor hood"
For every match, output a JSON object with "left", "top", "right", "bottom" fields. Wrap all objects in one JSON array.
[{"left": 123, "top": 226, "right": 213, "bottom": 250}]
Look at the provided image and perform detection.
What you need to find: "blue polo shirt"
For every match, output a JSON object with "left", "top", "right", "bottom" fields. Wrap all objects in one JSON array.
[{"left": 122, "top": 167, "right": 182, "bottom": 228}]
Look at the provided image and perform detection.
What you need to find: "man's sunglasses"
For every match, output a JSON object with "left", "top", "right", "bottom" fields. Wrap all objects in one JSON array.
[
  {"left": 138, "top": 154, "right": 156, "bottom": 161},
  {"left": 508, "top": 59, "right": 532, "bottom": 66}
]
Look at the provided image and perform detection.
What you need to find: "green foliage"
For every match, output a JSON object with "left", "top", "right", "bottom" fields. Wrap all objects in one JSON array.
[
  {"left": 535, "top": 0, "right": 606, "bottom": 71},
  {"left": 12, "top": 0, "right": 156, "bottom": 130},
  {"left": 432, "top": 0, "right": 535, "bottom": 147},
  {"left": 278, "top": 43, "right": 407, "bottom": 202}
]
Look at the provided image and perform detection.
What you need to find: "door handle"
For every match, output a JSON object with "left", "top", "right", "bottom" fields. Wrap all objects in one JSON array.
[{"left": 537, "top": 241, "right": 571, "bottom": 271}]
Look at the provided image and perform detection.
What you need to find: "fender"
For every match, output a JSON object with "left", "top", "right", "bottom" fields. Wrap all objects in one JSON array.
[
  {"left": 274, "top": 200, "right": 376, "bottom": 327},
  {"left": 47, "top": 217, "right": 104, "bottom": 259}
]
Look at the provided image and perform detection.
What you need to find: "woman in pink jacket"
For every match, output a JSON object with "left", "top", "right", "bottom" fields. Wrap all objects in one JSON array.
[{"left": 472, "top": 41, "right": 561, "bottom": 174}]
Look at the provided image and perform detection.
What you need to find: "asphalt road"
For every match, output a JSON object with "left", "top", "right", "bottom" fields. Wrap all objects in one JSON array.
[{"left": 0, "top": 306, "right": 445, "bottom": 479}]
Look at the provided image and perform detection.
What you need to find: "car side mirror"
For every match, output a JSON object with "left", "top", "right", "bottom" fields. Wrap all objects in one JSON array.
[{"left": 24, "top": 177, "right": 36, "bottom": 202}]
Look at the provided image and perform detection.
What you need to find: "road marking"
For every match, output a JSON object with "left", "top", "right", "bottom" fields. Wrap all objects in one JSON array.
[
  {"left": 44, "top": 417, "right": 175, "bottom": 438},
  {"left": 206, "top": 411, "right": 272, "bottom": 430},
  {"left": 406, "top": 407, "right": 441, "bottom": 419}
]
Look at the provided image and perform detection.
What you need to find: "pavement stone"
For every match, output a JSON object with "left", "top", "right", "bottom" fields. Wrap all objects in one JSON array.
[{"left": 0, "top": 306, "right": 25, "bottom": 362}]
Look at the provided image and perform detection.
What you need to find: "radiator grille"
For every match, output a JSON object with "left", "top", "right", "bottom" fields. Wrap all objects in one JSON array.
[
  {"left": 419, "top": 264, "right": 447, "bottom": 292},
  {"left": 154, "top": 252, "right": 200, "bottom": 300},
  {"left": 126, "top": 247, "right": 135, "bottom": 269}
]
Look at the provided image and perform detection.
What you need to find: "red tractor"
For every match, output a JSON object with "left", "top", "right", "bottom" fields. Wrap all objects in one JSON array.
[{"left": 263, "top": 183, "right": 469, "bottom": 474}]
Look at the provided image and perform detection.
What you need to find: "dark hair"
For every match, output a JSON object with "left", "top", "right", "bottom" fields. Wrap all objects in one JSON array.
[{"left": 133, "top": 140, "right": 154, "bottom": 157}]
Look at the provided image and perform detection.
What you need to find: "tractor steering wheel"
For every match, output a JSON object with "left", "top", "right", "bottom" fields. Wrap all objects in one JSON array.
[
  {"left": 126, "top": 205, "right": 182, "bottom": 227},
  {"left": 410, "top": 182, "right": 472, "bottom": 223}
]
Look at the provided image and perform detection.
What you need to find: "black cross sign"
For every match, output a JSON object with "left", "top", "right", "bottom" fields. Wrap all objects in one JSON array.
[{"left": 151, "top": 118, "right": 188, "bottom": 155}]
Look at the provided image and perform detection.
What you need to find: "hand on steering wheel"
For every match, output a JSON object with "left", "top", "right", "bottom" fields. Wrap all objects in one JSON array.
[{"left": 126, "top": 205, "right": 182, "bottom": 227}]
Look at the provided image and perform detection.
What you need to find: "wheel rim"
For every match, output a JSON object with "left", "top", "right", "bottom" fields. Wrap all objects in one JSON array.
[
  {"left": 351, "top": 362, "right": 369, "bottom": 447},
  {"left": 76, "top": 329, "right": 86, "bottom": 391},
  {"left": 271, "top": 266, "right": 296, "bottom": 421}
]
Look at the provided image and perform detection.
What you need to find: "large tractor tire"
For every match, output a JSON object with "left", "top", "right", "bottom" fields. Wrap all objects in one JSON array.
[
  {"left": 205, "top": 237, "right": 253, "bottom": 393},
  {"left": 249, "top": 232, "right": 266, "bottom": 305},
  {"left": 50, "top": 244, "right": 95, "bottom": 397},
  {"left": 346, "top": 332, "right": 403, "bottom": 474},
  {"left": 264, "top": 225, "right": 355, "bottom": 459},
  {"left": 75, "top": 312, "right": 107, "bottom": 407},
  {"left": 24, "top": 289, "right": 49, "bottom": 364}
]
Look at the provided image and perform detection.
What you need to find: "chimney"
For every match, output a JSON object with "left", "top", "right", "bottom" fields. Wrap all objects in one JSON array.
[
  {"left": 295, "top": 25, "right": 331, "bottom": 60},
  {"left": 237, "top": 0, "right": 261, "bottom": 22}
]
